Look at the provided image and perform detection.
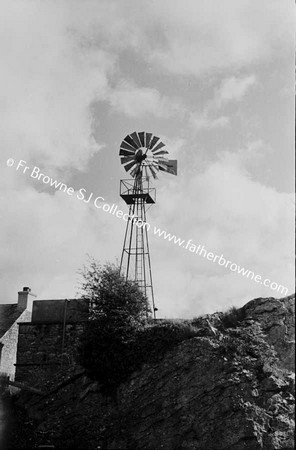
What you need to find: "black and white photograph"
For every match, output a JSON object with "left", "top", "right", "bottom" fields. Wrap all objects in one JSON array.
[{"left": 0, "top": 1, "right": 295, "bottom": 449}]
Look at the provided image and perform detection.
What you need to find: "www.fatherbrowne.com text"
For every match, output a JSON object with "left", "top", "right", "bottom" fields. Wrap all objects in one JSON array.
[{"left": 8, "top": 158, "right": 289, "bottom": 296}]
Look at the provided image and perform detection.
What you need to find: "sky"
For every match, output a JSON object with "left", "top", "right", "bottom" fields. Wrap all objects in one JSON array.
[{"left": 0, "top": 0, "right": 294, "bottom": 317}]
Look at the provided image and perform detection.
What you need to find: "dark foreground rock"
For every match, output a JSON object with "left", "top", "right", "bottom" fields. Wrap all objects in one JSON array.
[{"left": 10, "top": 295, "right": 295, "bottom": 450}]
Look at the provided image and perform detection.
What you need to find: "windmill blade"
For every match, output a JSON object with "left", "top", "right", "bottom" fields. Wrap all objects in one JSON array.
[
  {"left": 157, "top": 162, "right": 168, "bottom": 171},
  {"left": 120, "top": 141, "right": 137, "bottom": 152},
  {"left": 147, "top": 160, "right": 160, "bottom": 170},
  {"left": 158, "top": 165, "right": 167, "bottom": 172},
  {"left": 150, "top": 161, "right": 160, "bottom": 169},
  {"left": 120, "top": 149, "right": 135, "bottom": 157},
  {"left": 130, "top": 164, "right": 141, "bottom": 178},
  {"left": 124, "top": 160, "right": 138, "bottom": 172},
  {"left": 158, "top": 159, "right": 177, "bottom": 175},
  {"left": 138, "top": 131, "right": 145, "bottom": 147},
  {"left": 145, "top": 132, "right": 152, "bottom": 149},
  {"left": 148, "top": 165, "right": 158, "bottom": 179},
  {"left": 154, "top": 156, "right": 169, "bottom": 162},
  {"left": 121, "top": 156, "right": 136, "bottom": 164},
  {"left": 152, "top": 149, "right": 169, "bottom": 156},
  {"left": 130, "top": 131, "right": 142, "bottom": 148},
  {"left": 151, "top": 142, "right": 165, "bottom": 153},
  {"left": 124, "top": 134, "right": 138, "bottom": 149},
  {"left": 149, "top": 135, "right": 160, "bottom": 150}
]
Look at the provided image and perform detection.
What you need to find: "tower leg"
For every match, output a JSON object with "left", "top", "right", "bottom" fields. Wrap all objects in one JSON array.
[{"left": 119, "top": 178, "right": 156, "bottom": 318}]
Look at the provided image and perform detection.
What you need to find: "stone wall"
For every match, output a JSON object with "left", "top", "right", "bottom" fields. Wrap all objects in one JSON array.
[
  {"left": 0, "top": 310, "right": 31, "bottom": 380},
  {"left": 15, "top": 322, "right": 86, "bottom": 383}
]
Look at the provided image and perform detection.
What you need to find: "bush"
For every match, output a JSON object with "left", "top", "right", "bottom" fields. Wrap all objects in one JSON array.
[
  {"left": 78, "top": 259, "right": 150, "bottom": 326},
  {"left": 78, "top": 260, "right": 151, "bottom": 390}
]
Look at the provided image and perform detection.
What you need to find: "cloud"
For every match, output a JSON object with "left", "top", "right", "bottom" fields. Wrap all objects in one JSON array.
[
  {"left": 189, "top": 113, "right": 230, "bottom": 131},
  {"left": 0, "top": 1, "right": 115, "bottom": 172},
  {"left": 75, "top": 0, "right": 292, "bottom": 78},
  {"left": 144, "top": 0, "right": 294, "bottom": 76},
  {"left": 188, "top": 74, "right": 256, "bottom": 132},
  {"left": 149, "top": 147, "right": 294, "bottom": 317},
  {"left": 0, "top": 167, "right": 123, "bottom": 302},
  {"left": 220, "top": 140, "right": 271, "bottom": 173},
  {"left": 0, "top": 0, "right": 291, "bottom": 174},
  {"left": 109, "top": 81, "right": 182, "bottom": 118},
  {"left": 214, "top": 75, "right": 257, "bottom": 106}
]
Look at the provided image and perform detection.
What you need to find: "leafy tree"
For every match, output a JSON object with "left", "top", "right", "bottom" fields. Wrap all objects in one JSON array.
[
  {"left": 78, "top": 259, "right": 151, "bottom": 389},
  {"left": 79, "top": 259, "right": 150, "bottom": 326}
]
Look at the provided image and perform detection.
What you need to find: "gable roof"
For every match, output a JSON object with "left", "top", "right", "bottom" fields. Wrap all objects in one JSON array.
[{"left": 0, "top": 304, "right": 24, "bottom": 339}]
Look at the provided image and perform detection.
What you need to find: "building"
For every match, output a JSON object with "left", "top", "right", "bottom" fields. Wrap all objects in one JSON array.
[
  {"left": 0, "top": 287, "right": 32, "bottom": 380},
  {"left": 15, "top": 297, "right": 90, "bottom": 383}
]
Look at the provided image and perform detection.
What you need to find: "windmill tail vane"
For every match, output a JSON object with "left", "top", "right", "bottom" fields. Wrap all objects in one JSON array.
[{"left": 119, "top": 131, "right": 177, "bottom": 319}]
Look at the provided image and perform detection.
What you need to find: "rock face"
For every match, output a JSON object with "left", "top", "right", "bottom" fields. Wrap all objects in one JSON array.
[
  {"left": 106, "top": 338, "right": 294, "bottom": 450},
  {"left": 241, "top": 295, "right": 295, "bottom": 371},
  {"left": 11, "top": 295, "right": 295, "bottom": 450}
]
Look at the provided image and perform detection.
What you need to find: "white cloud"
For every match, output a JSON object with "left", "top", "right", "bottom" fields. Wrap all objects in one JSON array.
[
  {"left": 220, "top": 140, "right": 271, "bottom": 172},
  {"left": 25, "top": 0, "right": 292, "bottom": 82},
  {"left": 215, "top": 75, "right": 257, "bottom": 106},
  {"left": 109, "top": 81, "right": 182, "bottom": 118},
  {"left": 149, "top": 148, "right": 294, "bottom": 317},
  {"left": 188, "top": 74, "right": 256, "bottom": 132},
  {"left": 144, "top": 0, "right": 294, "bottom": 76},
  {"left": 0, "top": 168, "right": 122, "bottom": 302},
  {"left": 0, "top": 0, "right": 291, "bottom": 174},
  {"left": 0, "top": 1, "right": 115, "bottom": 172},
  {"left": 189, "top": 113, "right": 230, "bottom": 131}
]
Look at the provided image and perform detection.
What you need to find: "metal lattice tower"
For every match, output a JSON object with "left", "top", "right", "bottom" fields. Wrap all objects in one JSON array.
[{"left": 119, "top": 131, "right": 177, "bottom": 318}]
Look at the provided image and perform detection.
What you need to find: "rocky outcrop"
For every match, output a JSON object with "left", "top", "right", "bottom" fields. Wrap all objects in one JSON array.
[
  {"left": 241, "top": 295, "right": 295, "bottom": 371},
  {"left": 11, "top": 295, "right": 295, "bottom": 450},
  {"left": 105, "top": 336, "right": 294, "bottom": 450}
]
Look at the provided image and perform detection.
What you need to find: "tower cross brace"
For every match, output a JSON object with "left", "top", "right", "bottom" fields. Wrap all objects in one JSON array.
[{"left": 119, "top": 177, "right": 157, "bottom": 318}]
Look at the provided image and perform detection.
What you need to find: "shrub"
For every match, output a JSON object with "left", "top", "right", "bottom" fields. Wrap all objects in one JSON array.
[
  {"left": 78, "top": 258, "right": 150, "bottom": 326},
  {"left": 78, "top": 259, "right": 151, "bottom": 390}
]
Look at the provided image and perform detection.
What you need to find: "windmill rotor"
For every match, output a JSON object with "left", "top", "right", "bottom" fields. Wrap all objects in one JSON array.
[{"left": 120, "top": 131, "right": 177, "bottom": 179}]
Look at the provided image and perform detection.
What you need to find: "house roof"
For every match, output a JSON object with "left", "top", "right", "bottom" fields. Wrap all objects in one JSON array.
[
  {"left": 0, "top": 304, "right": 24, "bottom": 338},
  {"left": 31, "top": 298, "right": 89, "bottom": 323}
]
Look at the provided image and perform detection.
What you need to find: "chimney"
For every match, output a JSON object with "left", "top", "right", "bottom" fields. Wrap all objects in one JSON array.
[{"left": 18, "top": 286, "right": 31, "bottom": 310}]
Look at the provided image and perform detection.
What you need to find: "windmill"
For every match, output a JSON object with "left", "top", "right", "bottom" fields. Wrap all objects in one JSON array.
[{"left": 119, "top": 131, "right": 177, "bottom": 318}]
